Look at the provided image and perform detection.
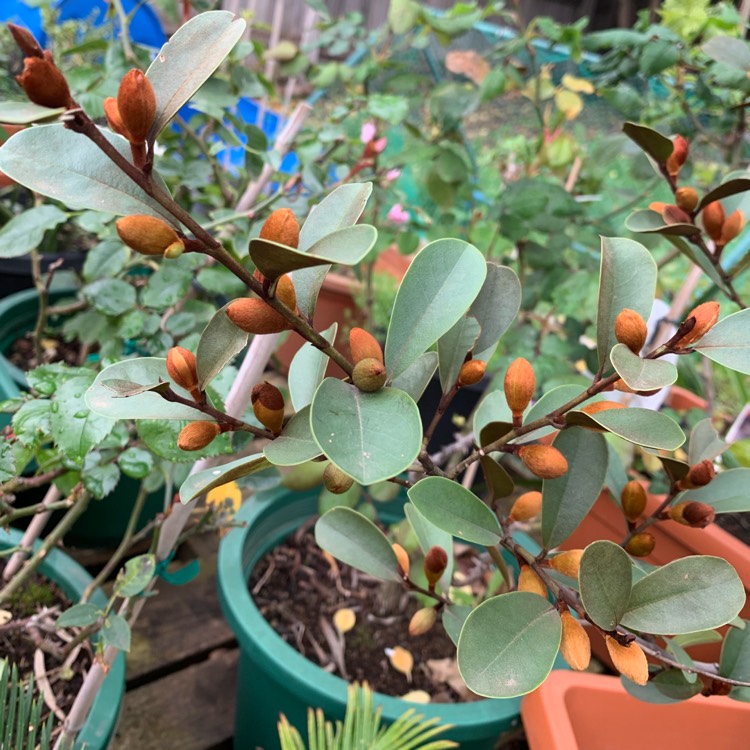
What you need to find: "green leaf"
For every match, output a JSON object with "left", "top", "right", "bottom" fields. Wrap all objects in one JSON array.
[
  {"left": 118, "top": 447, "right": 154, "bottom": 479},
  {"left": 516, "top": 385, "right": 584, "bottom": 444},
  {"left": 470, "top": 264, "right": 522, "bottom": 362},
  {"left": 263, "top": 407, "right": 321, "bottom": 466},
  {"left": 596, "top": 237, "right": 657, "bottom": 371},
  {"left": 289, "top": 323, "right": 337, "bottom": 411},
  {"left": 0, "top": 125, "right": 174, "bottom": 220},
  {"left": 385, "top": 239, "right": 487, "bottom": 378},
  {"left": 680, "top": 468, "right": 750, "bottom": 513},
  {"left": 0, "top": 444, "right": 14, "bottom": 484},
  {"left": 138, "top": 419, "right": 231, "bottom": 462},
  {"left": 610, "top": 344, "right": 678, "bottom": 391},
  {"left": 541, "top": 428, "right": 609, "bottom": 549},
  {"left": 388, "top": 0, "right": 422, "bottom": 34},
  {"left": 442, "top": 605, "right": 472, "bottom": 647},
  {"left": 695, "top": 309, "right": 750, "bottom": 375},
  {"left": 621, "top": 670, "right": 698, "bottom": 704},
  {"left": 697, "top": 178, "right": 750, "bottom": 212},
  {"left": 367, "top": 94, "right": 409, "bottom": 124},
  {"left": 57, "top": 602, "right": 100, "bottom": 629},
  {"left": 179, "top": 452, "right": 271, "bottom": 503},
  {"left": 315, "top": 507, "right": 402, "bottom": 583},
  {"left": 102, "top": 613, "right": 131, "bottom": 652},
  {"left": 437, "top": 316, "right": 480, "bottom": 392},
  {"left": 83, "top": 239, "right": 129, "bottom": 281},
  {"left": 83, "top": 462, "right": 120, "bottom": 499},
  {"left": 0, "top": 206, "right": 68, "bottom": 258},
  {"left": 688, "top": 418, "right": 727, "bottom": 465},
  {"left": 622, "top": 122, "right": 674, "bottom": 163},
  {"left": 720, "top": 623, "right": 750, "bottom": 701},
  {"left": 480, "top": 455, "right": 515, "bottom": 506},
  {"left": 87, "top": 358, "right": 206, "bottom": 421},
  {"left": 566, "top": 407, "right": 685, "bottom": 451},
  {"left": 114, "top": 554, "right": 156, "bottom": 597},
  {"left": 579, "top": 541, "right": 632, "bottom": 630},
  {"left": 458, "top": 593, "right": 562, "bottom": 698},
  {"left": 702, "top": 35, "right": 750, "bottom": 71},
  {"left": 141, "top": 264, "right": 193, "bottom": 311},
  {"left": 146, "top": 11, "right": 246, "bottom": 139},
  {"left": 640, "top": 39, "right": 679, "bottom": 76},
  {"left": 390, "top": 351, "right": 438, "bottom": 402},
  {"left": 673, "top": 630, "right": 723, "bottom": 649},
  {"left": 309, "top": 379, "right": 421, "bottom": 485},
  {"left": 404, "top": 502, "right": 453, "bottom": 593},
  {"left": 196, "top": 302, "right": 248, "bottom": 391},
  {"left": 624, "top": 209, "right": 699, "bottom": 238},
  {"left": 620, "top": 556, "right": 745, "bottom": 635},
  {"left": 665, "top": 639, "right": 698, "bottom": 684},
  {"left": 473, "top": 390, "right": 513, "bottom": 445},
  {"left": 293, "top": 183, "right": 373, "bottom": 318},
  {"left": 0, "top": 101, "right": 65, "bottom": 124},
  {"left": 408, "top": 476, "right": 501, "bottom": 545},
  {"left": 249, "top": 224, "right": 376, "bottom": 280},
  {"left": 84, "top": 279, "right": 136, "bottom": 317}
]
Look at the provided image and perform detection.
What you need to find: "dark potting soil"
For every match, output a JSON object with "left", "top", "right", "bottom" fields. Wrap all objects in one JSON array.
[
  {"left": 716, "top": 513, "right": 750, "bottom": 546},
  {"left": 0, "top": 560, "right": 93, "bottom": 724},
  {"left": 249, "top": 521, "right": 473, "bottom": 703},
  {"left": 8, "top": 333, "right": 82, "bottom": 371}
]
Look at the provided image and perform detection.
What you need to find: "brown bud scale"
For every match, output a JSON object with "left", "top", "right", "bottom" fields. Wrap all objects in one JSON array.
[
  {"left": 349, "top": 327, "right": 384, "bottom": 365},
  {"left": 117, "top": 69, "right": 156, "bottom": 143},
  {"left": 504, "top": 358, "right": 535, "bottom": 418},
  {"left": 226, "top": 298, "right": 291, "bottom": 335},
  {"left": 518, "top": 565, "right": 547, "bottom": 598},
  {"left": 177, "top": 421, "right": 220, "bottom": 451},
  {"left": 549, "top": 549, "right": 583, "bottom": 579},
  {"left": 166, "top": 346, "right": 199, "bottom": 394},
  {"left": 16, "top": 56, "right": 71, "bottom": 109},
  {"left": 614, "top": 308, "right": 647, "bottom": 354},
  {"left": 621, "top": 480, "right": 647, "bottom": 522},
  {"left": 458, "top": 360, "right": 486, "bottom": 387},
  {"left": 509, "top": 491, "right": 542, "bottom": 522},
  {"left": 116, "top": 215, "right": 181, "bottom": 256},
  {"left": 605, "top": 636, "right": 649, "bottom": 686},
  {"left": 517, "top": 444, "right": 568, "bottom": 479},
  {"left": 560, "top": 611, "right": 591, "bottom": 671},
  {"left": 323, "top": 463, "right": 354, "bottom": 495},
  {"left": 260, "top": 208, "right": 300, "bottom": 248}
]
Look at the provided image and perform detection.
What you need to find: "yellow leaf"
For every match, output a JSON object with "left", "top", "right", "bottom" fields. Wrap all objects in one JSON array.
[
  {"left": 205, "top": 480, "right": 242, "bottom": 513},
  {"left": 401, "top": 690, "right": 430, "bottom": 703},
  {"left": 333, "top": 608, "right": 356, "bottom": 634},
  {"left": 555, "top": 89, "right": 583, "bottom": 121},
  {"left": 562, "top": 73, "right": 595, "bottom": 94},
  {"left": 387, "top": 646, "right": 414, "bottom": 681}
]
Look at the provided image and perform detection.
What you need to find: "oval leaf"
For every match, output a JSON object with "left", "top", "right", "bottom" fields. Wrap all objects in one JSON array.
[
  {"left": 315, "top": 507, "right": 402, "bottom": 583},
  {"left": 516, "top": 385, "right": 586, "bottom": 444},
  {"left": 458, "top": 592, "right": 562, "bottom": 698},
  {"left": 114, "top": 554, "right": 156, "bottom": 597},
  {"left": 473, "top": 390, "right": 514, "bottom": 444},
  {"left": 579, "top": 540, "right": 633, "bottom": 630},
  {"left": 408, "top": 476, "right": 501, "bottom": 545},
  {"left": 695, "top": 308, "right": 750, "bottom": 375},
  {"left": 309, "top": 378, "right": 421, "bottom": 485},
  {"left": 179, "top": 453, "right": 271, "bottom": 503},
  {"left": 404, "top": 502, "right": 454, "bottom": 592},
  {"left": 0, "top": 101, "right": 65, "bottom": 124},
  {"left": 680, "top": 468, "right": 750, "bottom": 513},
  {"left": 196, "top": 302, "right": 249, "bottom": 390},
  {"left": 470, "top": 263, "right": 521, "bottom": 361},
  {"left": 719, "top": 623, "right": 750, "bottom": 700},
  {"left": 437, "top": 316, "right": 481, "bottom": 392},
  {"left": 688, "top": 418, "right": 727, "bottom": 465},
  {"left": 263, "top": 407, "right": 321, "bottom": 466},
  {"left": 620, "top": 556, "right": 745, "bottom": 635},
  {"left": 610, "top": 344, "right": 678, "bottom": 391},
  {"left": 702, "top": 35, "right": 750, "bottom": 71},
  {"left": 57, "top": 603, "right": 101, "bottom": 629},
  {"left": 623, "top": 122, "right": 674, "bottom": 163},
  {"left": 697, "top": 178, "right": 750, "bottom": 212},
  {"left": 385, "top": 239, "right": 487, "bottom": 378},
  {"left": 289, "top": 323, "right": 337, "bottom": 411},
  {"left": 390, "top": 351, "right": 438, "bottom": 403},
  {"left": 625, "top": 209, "right": 699, "bottom": 237}
]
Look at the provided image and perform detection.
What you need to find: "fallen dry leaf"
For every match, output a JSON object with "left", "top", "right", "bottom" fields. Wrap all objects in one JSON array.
[{"left": 445, "top": 50, "right": 490, "bottom": 84}]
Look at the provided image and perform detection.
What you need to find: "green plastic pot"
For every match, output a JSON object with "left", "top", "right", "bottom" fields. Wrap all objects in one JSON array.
[
  {"left": 218, "top": 487, "right": 545, "bottom": 750},
  {"left": 0, "top": 288, "right": 164, "bottom": 547},
  {"left": 0, "top": 525, "right": 126, "bottom": 749}
]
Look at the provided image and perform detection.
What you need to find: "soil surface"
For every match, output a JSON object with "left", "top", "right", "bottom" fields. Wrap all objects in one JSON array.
[
  {"left": 8, "top": 333, "right": 82, "bottom": 372},
  {"left": 250, "top": 520, "right": 474, "bottom": 703}
]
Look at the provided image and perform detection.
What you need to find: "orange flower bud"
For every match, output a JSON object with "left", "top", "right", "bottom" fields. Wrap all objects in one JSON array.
[
  {"left": 352, "top": 357, "right": 387, "bottom": 393},
  {"left": 226, "top": 298, "right": 292, "bottom": 334},
  {"left": 103, "top": 97, "right": 130, "bottom": 138},
  {"left": 665, "top": 134, "right": 688, "bottom": 178},
  {"left": 605, "top": 636, "right": 649, "bottom": 686},
  {"left": 117, "top": 69, "right": 156, "bottom": 143},
  {"left": 549, "top": 549, "right": 583, "bottom": 579},
  {"left": 701, "top": 201, "right": 725, "bottom": 242},
  {"left": 260, "top": 208, "right": 300, "bottom": 248},
  {"left": 349, "top": 327, "right": 384, "bottom": 365},
  {"left": 560, "top": 611, "right": 591, "bottom": 671},
  {"left": 424, "top": 546, "right": 448, "bottom": 589},
  {"left": 504, "top": 357, "right": 535, "bottom": 419},
  {"left": 675, "top": 187, "right": 699, "bottom": 213},
  {"left": 166, "top": 346, "right": 199, "bottom": 396},
  {"left": 251, "top": 382, "right": 285, "bottom": 434},
  {"left": 614, "top": 308, "right": 648, "bottom": 353},
  {"left": 116, "top": 215, "right": 182, "bottom": 256},
  {"left": 676, "top": 301, "right": 720, "bottom": 347},
  {"left": 323, "top": 463, "right": 354, "bottom": 495},
  {"left": 624, "top": 532, "right": 655, "bottom": 557},
  {"left": 679, "top": 459, "right": 716, "bottom": 489},
  {"left": 719, "top": 209, "right": 745, "bottom": 247},
  {"left": 580, "top": 401, "right": 626, "bottom": 421},
  {"left": 509, "top": 491, "right": 542, "bottom": 522},
  {"left": 518, "top": 565, "right": 547, "bottom": 598},
  {"left": 648, "top": 201, "right": 668, "bottom": 213},
  {"left": 458, "top": 360, "right": 486, "bottom": 387},
  {"left": 392, "top": 543, "right": 410, "bottom": 577},
  {"left": 177, "top": 421, "right": 220, "bottom": 451},
  {"left": 274, "top": 274, "right": 297, "bottom": 311},
  {"left": 8, "top": 23, "right": 44, "bottom": 58},
  {"left": 517, "top": 445, "right": 568, "bottom": 479},
  {"left": 662, "top": 204, "right": 692, "bottom": 225},
  {"left": 669, "top": 501, "right": 715, "bottom": 528},
  {"left": 621, "top": 480, "right": 647, "bottom": 522},
  {"left": 408, "top": 607, "right": 437, "bottom": 636},
  {"left": 16, "top": 55, "right": 72, "bottom": 109}
]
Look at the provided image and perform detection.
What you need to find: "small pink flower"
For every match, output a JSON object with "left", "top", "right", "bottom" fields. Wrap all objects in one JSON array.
[
  {"left": 360, "top": 122, "right": 376, "bottom": 144},
  {"left": 372, "top": 137, "right": 387, "bottom": 154},
  {"left": 385, "top": 168, "right": 401, "bottom": 182},
  {"left": 387, "top": 203, "right": 409, "bottom": 224}
]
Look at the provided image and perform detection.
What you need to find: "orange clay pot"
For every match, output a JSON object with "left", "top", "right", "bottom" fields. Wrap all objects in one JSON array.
[{"left": 521, "top": 671, "right": 750, "bottom": 750}]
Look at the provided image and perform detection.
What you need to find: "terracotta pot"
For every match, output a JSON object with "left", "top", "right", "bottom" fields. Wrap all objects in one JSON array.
[
  {"left": 665, "top": 385, "right": 708, "bottom": 412},
  {"left": 521, "top": 671, "right": 750, "bottom": 750}
]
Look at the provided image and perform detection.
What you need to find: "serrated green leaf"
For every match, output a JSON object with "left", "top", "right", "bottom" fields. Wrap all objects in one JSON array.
[
  {"left": 118, "top": 448, "right": 154, "bottom": 479},
  {"left": 0, "top": 206, "right": 68, "bottom": 258},
  {"left": 579, "top": 541, "right": 632, "bottom": 630}
]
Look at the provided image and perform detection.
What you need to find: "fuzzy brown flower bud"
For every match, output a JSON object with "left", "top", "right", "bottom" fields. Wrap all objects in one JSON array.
[
  {"left": 408, "top": 607, "right": 437, "bottom": 637},
  {"left": 517, "top": 444, "right": 568, "bottom": 479},
  {"left": 605, "top": 636, "right": 649, "bottom": 686},
  {"left": 518, "top": 565, "right": 547, "bottom": 598},
  {"left": 349, "top": 327, "right": 383, "bottom": 365},
  {"left": 504, "top": 357, "right": 535, "bottom": 420},
  {"left": 274, "top": 274, "right": 297, "bottom": 311},
  {"left": 177, "top": 421, "right": 220, "bottom": 451},
  {"left": 103, "top": 97, "right": 130, "bottom": 138},
  {"left": 676, "top": 301, "right": 720, "bottom": 348},
  {"left": 458, "top": 360, "right": 486, "bottom": 387},
  {"left": 16, "top": 55, "right": 72, "bottom": 109},
  {"left": 251, "top": 382, "right": 285, "bottom": 434},
  {"left": 614, "top": 308, "right": 648, "bottom": 354},
  {"left": 679, "top": 459, "right": 716, "bottom": 490},
  {"left": 719, "top": 209, "right": 745, "bottom": 247},
  {"left": 560, "top": 611, "right": 591, "bottom": 671},
  {"left": 117, "top": 69, "right": 156, "bottom": 143},
  {"left": 702, "top": 201, "right": 725, "bottom": 242},
  {"left": 352, "top": 357, "right": 387, "bottom": 392},
  {"left": 392, "top": 543, "right": 410, "bottom": 577},
  {"left": 226, "top": 298, "right": 291, "bottom": 335},
  {"left": 669, "top": 501, "right": 715, "bottom": 528},
  {"left": 166, "top": 346, "right": 200, "bottom": 398},
  {"left": 624, "top": 532, "right": 656, "bottom": 557},
  {"left": 323, "top": 463, "right": 354, "bottom": 495},
  {"left": 8, "top": 23, "right": 44, "bottom": 58},
  {"left": 621, "top": 480, "right": 647, "bottom": 522},
  {"left": 116, "top": 215, "right": 182, "bottom": 256},
  {"left": 424, "top": 546, "right": 448, "bottom": 589},
  {"left": 509, "top": 491, "right": 542, "bottom": 522},
  {"left": 675, "top": 187, "right": 699, "bottom": 213},
  {"left": 549, "top": 549, "right": 583, "bottom": 579},
  {"left": 260, "top": 208, "right": 300, "bottom": 248},
  {"left": 580, "top": 401, "right": 626, "bottom": 423},
  {"left": 666, "top": 134, "right": 688, "bottom": 178}
]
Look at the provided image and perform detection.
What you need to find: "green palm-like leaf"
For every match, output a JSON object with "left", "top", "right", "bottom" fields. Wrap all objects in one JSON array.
[{"left": 1, "top": 660, "right": 54, "bottom": 750}]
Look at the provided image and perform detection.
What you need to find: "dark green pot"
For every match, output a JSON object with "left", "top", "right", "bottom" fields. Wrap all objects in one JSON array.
[
  {"left": 0, "top": 288, "right": 164, "bottom": 548},
  {"left": 0, "top": 525, "right": 126, "bottom": 749},
  {"left": 217, "top": 487, "right": 541, "bottom": 750}
]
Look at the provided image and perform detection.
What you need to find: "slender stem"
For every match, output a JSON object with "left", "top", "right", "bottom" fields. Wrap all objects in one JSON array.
[
  {"left": 620, "top": 491, "right": 677, "bottom": 546},
  {"left": 486, "top": 545, "right": 513, "bottom": 589},
  {"left": 0, "top": 499, "right": 73, "bottom": 526},
  {"left": 30, "top": 248, "right": 46, "bottom": 364},
  {"left": 422, "top": 384, "right": 459, "bottom": 450},
  {"left": 0, "top": 467, "right": 67, "bottom": 496}
]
